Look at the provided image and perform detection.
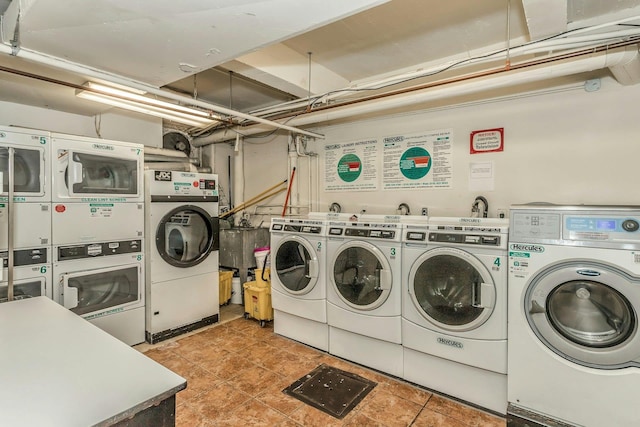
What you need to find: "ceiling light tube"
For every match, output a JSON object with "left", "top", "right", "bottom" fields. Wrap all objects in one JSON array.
[{"left": 76, "top": 82, "right": 219, "bottom": 127}]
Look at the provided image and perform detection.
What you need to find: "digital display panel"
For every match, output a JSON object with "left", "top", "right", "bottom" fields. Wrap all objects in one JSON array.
[{"left": 596, "top": 220, "right": 616, "bottom": 231}]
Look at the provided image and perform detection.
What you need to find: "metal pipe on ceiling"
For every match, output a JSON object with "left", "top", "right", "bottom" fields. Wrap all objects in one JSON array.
[{"left": 193, "top": 44, "right": 639, "bottom": 146}]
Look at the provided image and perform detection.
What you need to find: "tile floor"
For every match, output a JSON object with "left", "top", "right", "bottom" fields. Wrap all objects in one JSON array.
[{"left": 137, "top": 305, "right": 506, "bottom": 427}]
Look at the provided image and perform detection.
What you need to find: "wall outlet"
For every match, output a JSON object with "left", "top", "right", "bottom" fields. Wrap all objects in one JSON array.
[
  {"left": 421, "top": 207, "right": 428, "bottom": 216},
  {"left": 497, "top": 208, "right": 507, "bottom": 219}
]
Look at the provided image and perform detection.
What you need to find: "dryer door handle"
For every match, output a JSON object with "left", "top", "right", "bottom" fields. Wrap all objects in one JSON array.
[
  {"left": 62, "top": 277, "right": 79, "bottom": 310},
  {"left": 377, "top": 268, "right": 392, "bottom": 291},
  {"left": 472, "top": 282, "right": 494, "bottom": 309},
  {"left": 306, "top": 259, "right": 319, "bottom": 279},
  {"left": 69, "top": 159, "right": 84, "bottom": 185}
]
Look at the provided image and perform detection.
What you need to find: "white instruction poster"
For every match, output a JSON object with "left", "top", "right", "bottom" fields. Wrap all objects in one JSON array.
[
  {"left": 324, "top": 138, "right": 379, "bottom": 191},
  {"left": 382, "top": 129, "right": 453, "bottom": 189}
]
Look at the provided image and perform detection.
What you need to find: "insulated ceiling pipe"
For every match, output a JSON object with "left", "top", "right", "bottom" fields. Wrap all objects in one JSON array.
[
  {"left": 0, "top": 44, "right": 324, "bottom": 139},
  {"left": 193, "top": 45, "right": 638, "bottom": 146}
]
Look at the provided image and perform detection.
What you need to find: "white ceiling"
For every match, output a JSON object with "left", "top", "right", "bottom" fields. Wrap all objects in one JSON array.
[{"left": 1, "top": 0, "right": 640, "bottom": 126}]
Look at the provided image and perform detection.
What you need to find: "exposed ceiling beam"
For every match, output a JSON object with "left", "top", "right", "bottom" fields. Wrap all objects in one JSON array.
[
  {"left": 223, "top": 44, "right": 350, "bottom": 99},
  {"left": 522, "top": 0, "right": 568, "bottom": 40}
]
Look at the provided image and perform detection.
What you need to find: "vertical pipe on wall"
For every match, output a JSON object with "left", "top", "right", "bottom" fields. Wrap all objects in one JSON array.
[
  {"left": 233, "top": 133, "right": 244, "bottom": 226},
  {"left": 288, "top": 136, "right": 299, "bottom": 216}
]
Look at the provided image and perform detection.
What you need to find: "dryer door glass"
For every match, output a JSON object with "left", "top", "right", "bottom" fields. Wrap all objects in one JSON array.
[
  {"left": 275, "top": 240, "right": 315, "bottom": 293},
  {"left": 0, "top": 147, "right": 44, "bottom": 195},
  {"left": 413, "top": 254, "right": 485, "bottom": 326},
  {"left": 333, "top": 246, "right": 386, "bottom": 308},
  {"left": 1, "top": 279, "right": 44, "bottom": 303},
  {"left": 547, "top": 280, "right": 634, "bottom": 348},
  {"left": 156, "top": 206, "right": 217, "bottom": 268},
  {"left": 65, "top": 152, "right": 138, "bottom": 195},
  {"left": 64, "top": 265, "right": 139, "bottom": 316}
]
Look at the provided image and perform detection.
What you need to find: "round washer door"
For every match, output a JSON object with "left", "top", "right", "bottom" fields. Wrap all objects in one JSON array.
[
  {"left": 156, "top": 205, "right": 217, "bottom": 268},
  {"left": 409, "top": 246, "right": 496, "bottom": 332},
  {"left": 525, "top": 262, "right": 640, "bottom": 368},
  {"left": 273, "top": 235, "right": 319, "bottom": 295},
  {"left": 331, "top": 240, "right": 392, "bottom": 311}
]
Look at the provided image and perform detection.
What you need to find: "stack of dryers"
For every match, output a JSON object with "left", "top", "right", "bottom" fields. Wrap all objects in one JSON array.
[
  {"left": 326, "top": 214, "right": 404, "bottom": 377},
  {"left": 0, "top": 126, "right": 52, "bottom": 303},
  {"left": 145, "top": 170, "right": 220, "bottom": 343},
  {"left": 402, "top": 216, "right": 509, "bottom": 414},
  {"left": 50, "top": 133, "right": 145, "bottom": 346},
  {"left": 270, "top": 213, "right": 328, "bottom": 351}
]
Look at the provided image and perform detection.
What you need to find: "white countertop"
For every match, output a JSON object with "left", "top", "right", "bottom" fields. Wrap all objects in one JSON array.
[{"left": 0, "top": 297, "right": 186, "bottom": 426}]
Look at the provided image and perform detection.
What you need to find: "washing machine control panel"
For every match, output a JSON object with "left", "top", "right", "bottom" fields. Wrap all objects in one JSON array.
[
  {"left": 344, "top": 228, "right": 396, "bottom": 239},
  {"left": 511, "top": 210, "right": 640, "bottom": 245},
  {"left": 428, "top": 232, "right": 501, "bottom": 246}
]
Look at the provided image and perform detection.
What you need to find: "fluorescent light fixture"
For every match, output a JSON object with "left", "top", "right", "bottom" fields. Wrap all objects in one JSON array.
[{"left": 76, "top": 82, "right": 219, "bottom": 127}]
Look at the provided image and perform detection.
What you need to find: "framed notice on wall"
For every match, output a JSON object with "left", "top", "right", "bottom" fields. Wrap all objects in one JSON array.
[{"left": 470, "top": 128, "right": 504, "bottom": 154}]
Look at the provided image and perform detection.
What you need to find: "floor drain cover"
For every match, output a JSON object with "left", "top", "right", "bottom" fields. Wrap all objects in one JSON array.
[{"left": 282, "top": 363, "right": 377, "bottom": 419}]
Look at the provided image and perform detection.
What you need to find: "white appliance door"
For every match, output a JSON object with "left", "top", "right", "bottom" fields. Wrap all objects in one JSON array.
[
  {"left": 61, "top": 263, "right": 142, "bottom": 318},
  {"left": 331, "top": 241, "right": 392, "bottom": 311},
  {"left": 0, "top": 145, "right": 46, "bottom": 198},
  {"left": 409, "top": 246, "right": 496, "bottom": 332},
  {"left": 274, "top": 236, "right": 319, "bottom": 295},
  {"left": 525, "top": 262, "right": 640, "bottom": 368},
  {"left": 1, "top": 277, "right": 46, "bottom": 303}
]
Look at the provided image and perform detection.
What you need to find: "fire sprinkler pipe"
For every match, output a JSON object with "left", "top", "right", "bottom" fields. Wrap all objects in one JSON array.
[{"left": 193, "top": 45, "right": 638, "bottom": 146}]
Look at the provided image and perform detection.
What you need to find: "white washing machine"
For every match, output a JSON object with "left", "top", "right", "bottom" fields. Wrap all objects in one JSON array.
[
  {"left": 270, "top": 216, "right": 328, "bottom": 351},
  {"left": 326, "top": 215, "right": 403, "bottom": 377},
  {"left": 508, "top": 205, "right": 640, "bottom": 427},
  {"left": 50, "top": 133, "right": 144, "bottom": 245},
  {"left": 145, "top": 170, "right": 219, "bottom": 343},
  {"left": 52, "top": 240, "right": 145, "bottom": 345},
  {"left": 402, "top": 216, "right": 509, "bottom": 414},
  {"left": 1, "top": 126, "right": 52, "bottom": 302}
]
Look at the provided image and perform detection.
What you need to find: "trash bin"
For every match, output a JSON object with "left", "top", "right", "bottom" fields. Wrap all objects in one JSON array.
[
  {"left": 218, "top": 270, "right": 233, "bottom": 305},
  {"left": 243, "top": 280, "right": 273, "bottom": 327}
]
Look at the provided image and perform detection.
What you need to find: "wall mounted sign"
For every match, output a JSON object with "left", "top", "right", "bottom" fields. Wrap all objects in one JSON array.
[
  {"left": 324, "top": 138, "right": 379, "bottom": 191},
  {"left": 470, "top": 128, "right": 504, "bottom": 154}
]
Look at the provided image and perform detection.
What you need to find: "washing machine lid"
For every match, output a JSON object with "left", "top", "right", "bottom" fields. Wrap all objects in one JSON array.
[
  {"left": 409, "top": 246, "right": 496, "bottom": 332},
  {"left": 274, "top": 236, "right": 319, "bottom": 295},
  {"left": 156, "top": 204, "right": 219, "bottom": 268},
  {"left": 331, "top": 241, "right": 392, "bottom": 310},
  {"left": 525, "top": 261, "right": 640, "bottom": 368}
]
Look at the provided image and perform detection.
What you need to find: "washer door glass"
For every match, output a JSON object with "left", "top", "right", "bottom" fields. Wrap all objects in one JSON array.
[
  {"left": 410, "top": 247, "right": 495, "bottom": 331},
  {"left": 548, "top": 281, "right": 634, "bottom": 348},
  {"left": 65, "top": 152, "right": 138, "bottom": 195},
  {"left": 0, "top": 147, "right": 43, "bottom": 195},
  {"left": 275, "top": 237, "right": 318, "bottom": 294},
  {"left": 332, "top": 242, "right": 391, "bottom": 310},
  {"left": 526, "top": 263, "right": 640, "bottom": 368},
  {"left": 156, "top": 205, "right": 218, "bottom": 268}
]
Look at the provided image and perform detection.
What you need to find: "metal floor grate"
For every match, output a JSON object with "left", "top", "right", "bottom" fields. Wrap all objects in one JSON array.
[{"left": 282, "top": 363, "right": 377, "bottom": 419}]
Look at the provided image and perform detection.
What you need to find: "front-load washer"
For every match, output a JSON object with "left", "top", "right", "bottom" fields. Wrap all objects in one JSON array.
[
  {"left": 50, "top": 133, "right": 144, "bottom": 245},
  {"left": 52, "top": 240, "right": 145, "bottom": 345},
  {"left": 145, "top": 170, "right": 219, "bottom": 343},
  {"left": 508, "top": 204, "right": 640, "bottom": 427},
  {"left": 402, "top": 216, "right": 509, "bottom": 414},
  {"left": 326, "top": 215, "right": 403, "bottom": 377},
  {"left": 270, "top": 216, "right": 327, "bottom": 351}
]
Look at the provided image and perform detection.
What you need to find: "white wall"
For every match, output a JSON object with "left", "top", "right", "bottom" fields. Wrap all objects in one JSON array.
[
  {"left": 0, "top": 101, "right": 162, "bottom": 146},
  {"left": 236, "top": 75, "right": 640, "bottom": 221}
]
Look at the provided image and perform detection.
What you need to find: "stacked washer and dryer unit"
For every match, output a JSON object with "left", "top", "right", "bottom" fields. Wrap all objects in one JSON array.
[
  {"left": 508, "top": 204, "right": 640, "bottom": 427},
  {"left": 50, "top": 134, "right": 146, "bottom": 346},
  {"left": 402, "top": 216, "right": 509, "bottom": 414},
  {"left": 145, "top": 170, "right": 220, "bottom": 344},
  {"left": 1, "top": 126, "right": 52, "bottom": 303}
]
